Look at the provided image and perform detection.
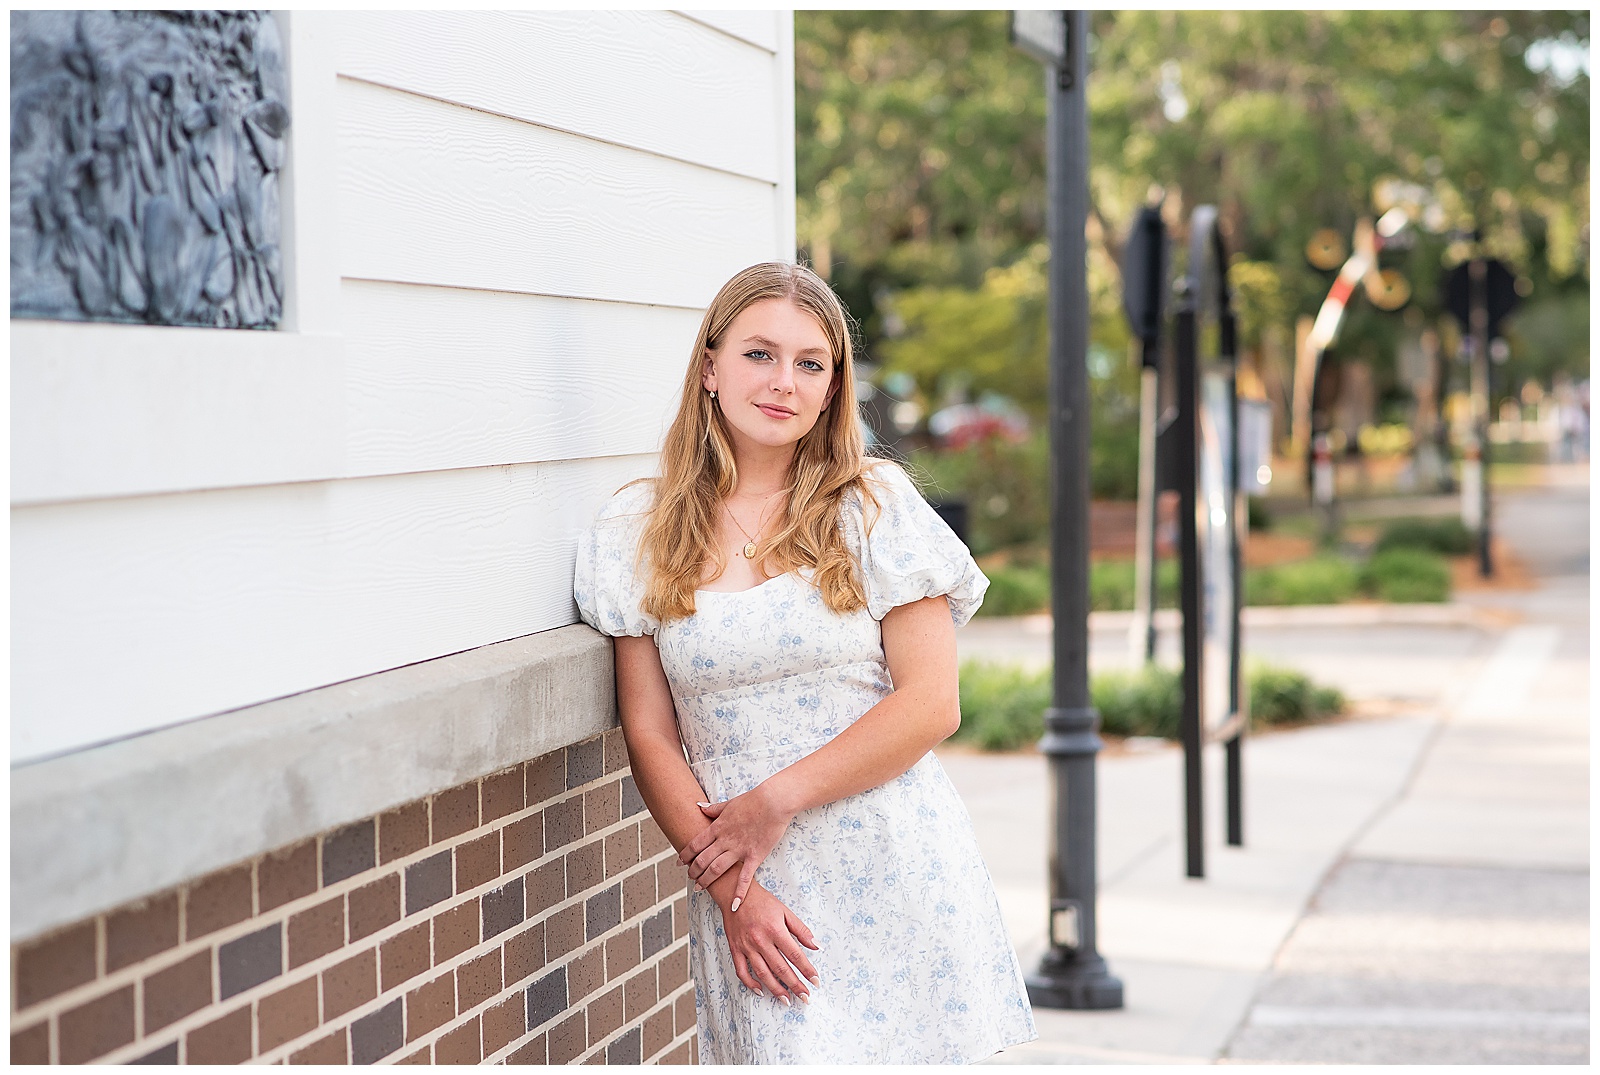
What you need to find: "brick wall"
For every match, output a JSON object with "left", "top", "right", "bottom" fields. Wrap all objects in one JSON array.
[{"left": 9, "top": 729, "right": 698, "bottom": 1064}]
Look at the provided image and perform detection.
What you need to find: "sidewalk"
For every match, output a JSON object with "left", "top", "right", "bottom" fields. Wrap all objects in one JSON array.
[{"left": 943, "top": 472, "right": 1589, "bottom": 1064}]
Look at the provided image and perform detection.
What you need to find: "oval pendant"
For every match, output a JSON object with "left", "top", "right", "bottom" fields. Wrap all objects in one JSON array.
[{"left": 742, "top": 541, "right": 757, "bottom": 559}]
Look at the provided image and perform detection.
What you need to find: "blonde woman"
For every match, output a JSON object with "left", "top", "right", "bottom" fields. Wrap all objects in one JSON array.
[{"left": 575, "top": 262, "right": 1035, "bottom": 1063}]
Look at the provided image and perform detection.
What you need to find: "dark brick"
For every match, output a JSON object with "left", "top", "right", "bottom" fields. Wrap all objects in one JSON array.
[
  {"left": 502, "top": 812, "right": 543, "bottom": 871},
  {"left": 503, "top": 919, "right": 545, "bottom": 985},
  {"left": 620, "top": 775, "right": 646, "bottom": 818},
  {"left": 455, "top": 833, "right": 500, "bottom": 891},
  {"left": 287, "top": 896, "right": 344, "bottom": 969},
  {"left": 131, "top": 1041, "right": 178, "bottom": 1065},
  {"left": 641, "top": 906, "right": 674, "bottom": 960},
  {"left": 587, "top": 985, "right": 624, "bottom": 1046},
  {"left": 105, "top": 890, "right": 180, "bottom": 972},
  {"left": 526, "top": 965, "right": 567, "bottom": 1029},
  {"left": 185, "top": 1004, "right": 250, "bottom": 1065},
  {"left": 607, "top": 1025, "right": 642, "bottom": 1065},
  {"left": 434, "top": 1016, "right": 481, "bottom": 1064},
  {"left": 404, "top": 850, "right": 453, "bottom": 916},
  {"left": 290, "top": 1029, "right": 347, "bottom": 1064},
  {"left": 379, "top": 801, "right": 429, "bottom": 865},
  {"left": 482, "top": 767, "right": 525, "bottom": 822},
  {"left": 351, "top": 997, "right": 404, "bottom": 1064},
  {"left": 186, "top": 864, "right": 254, "bottom": 940},
  {"left": 602, "top": 728, "right": 629, "bottom": 773},
  {"left": 659, "top": 944, "right": 689, "bottom": 992},
  {"left": 623, "top": 865, "right": 657, "bottom": 919},
  {"left": 396, "top": 1045, "right": 431, "bottom": 1064},
  {"left": 545, "top": 903, "right": 584, "bottom": 960},
  {"left": 348, "top": 872, "right": 401, "bottom": 942},
  {"left": 606, "top": 923, "right": 642, "bottom": 977},
  {"left": 509, "top": 1034, "right": 547, "bottom": 1064},
  {"left": 432, "top": 784, "right": 480, "bottom": 842},
  {"left": 527, "top": 859, "right": 565, "bottom": 917},
  {"left": 321, "top": 820, "right": 376, "bottom": 887},
  {"left": 544, "top": 796, "right": 584, "bottom": 851},
  {"left": 380, "top": 922, "right": 431, "bottom": 992},
  {"left": 322, "top": 948, "right": 377, "bottom": 1020},
  {"left": 456, "top": 949, "right": 502, "bottom": 1012},
  {"left": 565, "top": 839, "right": 604, "bottom": 897},
  {"left": 640, "top": 820, "right": 672, "bottom": 859},
  {"left": 11, "top": 1021, "right": 49, "bottom": 1065},
  {"left": 258, "top": 976, "right": 319, "bottom": 1051},
  {"left": 433, "top": 900, "right": 479, "bottom": 962},
  {"left": 623, "top": 965, "right": 657, "bottom": 1022},
  {"left": 547, "top": 1011, "right": 587, "bottom": 1065},
  {"left": 583, "top": 781, "right": 621, "bottom": 835},
  {"left": 567, "top": 946, "right": 604, "bottom": 1002},
  {"left": 219, "top": 922, "right": 283, "bottom": 999},
  {"left": 258, "top": 839, "right": 318, "bottom": 913},
  {"left": 604, "top": 824, "right": 641, "bottom": 877},
  {"left": 566, "top": 737, "right": 604, "bottom": 790},
  {"left": 585, "top": 884, "right": 622, "bottom": 941},
  {"left": 405, "top": 972, "right": 455, "bottom": 1041},
  {"left": 482, "top": 875, "right": 525, "bottom": 940},
  {"left": 143, "top": 950, "right": 212, "bottom": 1033},
  {"left": 483, "top": 993, "right": 525, "bottom": 1057},
  {"left": 525, "top": 752, "right": 565, "bottom": 804},
  {"left": 674, "top": 988, "right": 695, "bottom": 1035},
  {"left": 643, "top": 1007, "right": 674, "bottom": 1060}
]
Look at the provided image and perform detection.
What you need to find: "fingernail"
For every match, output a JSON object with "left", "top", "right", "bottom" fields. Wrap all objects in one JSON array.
[
  {"left": 755, "top": 987, "right": 764, "bottom": 997},
  {"left": 697, "top": 802, "right": 711, "bottom": 807},
  {"left": 730, "top": 897, "right": 742, "bottom": 913},
  {"left": 779, "top": 995, "right": 790, "bottom": 1008},
  {"left": 799, "top": 992, "right": 810, "bottom": 1005},
  {"left": 808, "top": 976, "right": 821, "bottom": 988}
]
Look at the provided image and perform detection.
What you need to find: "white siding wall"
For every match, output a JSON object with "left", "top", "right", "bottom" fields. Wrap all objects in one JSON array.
[{"left": 11, "top": 10, "right": 795, "bottom": 762}]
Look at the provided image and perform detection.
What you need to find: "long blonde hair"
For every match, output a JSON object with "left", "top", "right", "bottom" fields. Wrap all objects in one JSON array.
[{"left": 637, "top": 262, "right": 875, "bottom": 623}]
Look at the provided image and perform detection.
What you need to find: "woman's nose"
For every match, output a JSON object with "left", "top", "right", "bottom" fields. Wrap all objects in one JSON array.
[{"left": 771, "top": 362, "right": 795, "bottom": 393}]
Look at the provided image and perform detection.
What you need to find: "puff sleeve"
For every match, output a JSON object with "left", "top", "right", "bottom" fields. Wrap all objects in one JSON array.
[
  {"left": 573, "top": 482, "right": 660, "bottom": 638},
  {"left": 844, "top": 462, "right": 989, "bottom": 628}
]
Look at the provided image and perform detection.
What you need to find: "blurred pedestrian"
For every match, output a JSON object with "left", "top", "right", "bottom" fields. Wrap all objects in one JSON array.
[{"left": 575, "top": 262, "right": 1036, "bottom": 1063}]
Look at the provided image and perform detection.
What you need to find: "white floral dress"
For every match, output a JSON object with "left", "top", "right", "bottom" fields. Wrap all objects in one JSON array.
[{"left": 574, "top": 462, "right": 1036, "bottom": 1064}]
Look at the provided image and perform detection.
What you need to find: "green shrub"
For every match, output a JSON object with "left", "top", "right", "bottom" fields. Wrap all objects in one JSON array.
[
  {"left": 978, "top": 564, "right": 1051, "bottom": 616},
  {"left": 1247, "top": 496, "right": 1273, "bottom": 532},
  {"left": 1089, "top": 558, "right": 1179, "bottom": 612},
  {"left": 954, "top": 661, "right": 1051, "bottom": 750},
  {"left": 1092, "top": 664, "right": 1182, "bottom": 738},
  {"left": 915, "top": 434, "right": 1050, "bottom": 555},
  {"left": 1248, "top": 664, "right": 1347, "bottom": 726},
  {"left": 1245, "top": 555, "right": 1359, "bottom": 606},
  {"left": 1361, "top": 547, "right": 1451, "bottom": 603},
  {"left": 1374, "top": 517, "right": 1472, "bottom": 556}
]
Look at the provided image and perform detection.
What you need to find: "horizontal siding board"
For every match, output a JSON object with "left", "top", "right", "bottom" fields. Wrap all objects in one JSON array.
[
  {"left": 674, "top": 9, "right": 781, "bottom": 52},
  {"left": 332, "top": 10, "right": 780, "bottom": 182},
  {"left": 342, "top": 281, "right": 692, "bottom": 476},
  {"left": 337, "top": 78, "right": 779, "bottom": 307},
  {"left": 11, "top": 455, "right": 656, "bottom": 762}
]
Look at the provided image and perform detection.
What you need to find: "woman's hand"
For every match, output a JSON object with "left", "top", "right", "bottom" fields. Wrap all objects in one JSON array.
[
  {"left": 679, "top": 783, "right": 794, "bottom": 910},
  {"left": 714, "top": 880, "right": 820, "bottom": 1006}
]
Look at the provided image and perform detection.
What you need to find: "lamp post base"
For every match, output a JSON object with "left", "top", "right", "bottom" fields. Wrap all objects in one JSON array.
[{"left": 1026, "top": 953, "right": 1125, "bottom": 1010}]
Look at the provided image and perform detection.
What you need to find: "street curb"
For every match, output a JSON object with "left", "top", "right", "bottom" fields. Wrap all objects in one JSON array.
[{"left": 968, "top": 603, "right": 1507, "bottom": 634}]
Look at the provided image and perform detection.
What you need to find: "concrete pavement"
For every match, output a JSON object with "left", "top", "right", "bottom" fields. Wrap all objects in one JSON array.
[{"left": 943, "top": 465, "right": 1589, "bottom": 1064}]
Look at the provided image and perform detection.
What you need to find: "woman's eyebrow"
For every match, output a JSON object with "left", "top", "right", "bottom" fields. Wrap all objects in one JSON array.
[{"left": 740, "top": 334, "right": 828, "bottom": 356}]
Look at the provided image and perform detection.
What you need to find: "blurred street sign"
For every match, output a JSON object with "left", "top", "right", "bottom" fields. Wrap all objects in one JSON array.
[
  {"left": 1445, "top": 258, "right": 1518, "bottom": 337},
  {"left": 1121, "top": 204, "right": 1168, "bottom": 354},
  {"left": 1011, "top": 10, "right": 1066, "bottom": 67}
]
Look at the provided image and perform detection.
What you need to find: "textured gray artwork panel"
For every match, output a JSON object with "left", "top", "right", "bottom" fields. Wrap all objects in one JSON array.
[{"left": 11, "top": 11, "right": 289, "bottom": 328}]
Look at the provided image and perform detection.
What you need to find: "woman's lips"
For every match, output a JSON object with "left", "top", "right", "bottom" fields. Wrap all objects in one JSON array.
[{"left": 756, "top": 404, "right": 796, "bottom": 419}]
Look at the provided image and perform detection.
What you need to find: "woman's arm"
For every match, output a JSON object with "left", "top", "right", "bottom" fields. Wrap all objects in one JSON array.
[
  {"left": 679, "top": 595, "right": 960, "bottom": 903},
  {"left": 612, "top": 635, "right": 819, "bottom": 1003}
]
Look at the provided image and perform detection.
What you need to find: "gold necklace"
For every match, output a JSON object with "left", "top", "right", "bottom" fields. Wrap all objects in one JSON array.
[{"left": 725, "top": 491, "right": 783, "bottom": 559}]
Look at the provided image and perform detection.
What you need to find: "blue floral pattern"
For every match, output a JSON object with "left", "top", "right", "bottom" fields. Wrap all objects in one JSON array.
[{"left": 574, "top": 462, "right": 1036, "bottom": 1064}]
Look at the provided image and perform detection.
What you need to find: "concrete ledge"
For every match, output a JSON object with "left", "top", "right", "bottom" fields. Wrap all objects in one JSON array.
[
  {"left": 963, "top": 602, "right": 1504, "bottom": 636},
  {"left": 11, "top": 624, "right": 616, "bottom": 941}
]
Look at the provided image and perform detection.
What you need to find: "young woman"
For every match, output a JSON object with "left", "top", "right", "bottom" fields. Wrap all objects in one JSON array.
[{"left": 575, "top": 262, "right": 1035, "bottom": 1063}]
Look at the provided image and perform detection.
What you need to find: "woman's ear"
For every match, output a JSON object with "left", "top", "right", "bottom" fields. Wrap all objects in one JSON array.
[{"left": 701, "top": 350, "right": 717, "bottom": 394}]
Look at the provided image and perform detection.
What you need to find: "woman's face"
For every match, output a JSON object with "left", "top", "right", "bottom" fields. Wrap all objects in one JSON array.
[{"left": 702, "top": 298, "right": 838, "bottom": 457}]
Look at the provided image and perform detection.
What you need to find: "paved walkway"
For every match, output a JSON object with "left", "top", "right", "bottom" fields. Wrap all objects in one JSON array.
[{"left": 943, "top": 466, "right": 1588, "bottom": 1064}]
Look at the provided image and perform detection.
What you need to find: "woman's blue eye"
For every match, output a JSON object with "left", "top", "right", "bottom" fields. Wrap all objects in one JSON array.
[
  {"left": 800, "top": 359, "right": 827, "bottom": 372},
  {"left": 744, "top": 349, "right": 772, "bottom": 361}
]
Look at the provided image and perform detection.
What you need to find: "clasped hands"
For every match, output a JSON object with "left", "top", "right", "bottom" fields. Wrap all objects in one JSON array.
[{"left": 681, "top": 782, "right": 820, "bottom": 1005}]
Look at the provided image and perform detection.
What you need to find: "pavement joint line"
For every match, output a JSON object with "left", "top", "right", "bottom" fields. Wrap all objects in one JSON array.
[
  {"left": 1248, "top": 1005, "right": 1590, "bottom": 1030},
  {"left": 1098, "top": 833, "right": 1172, "bottom": 891},
  {"left": 1456, "top": 624, "right": 1560, "bottom": 719}
]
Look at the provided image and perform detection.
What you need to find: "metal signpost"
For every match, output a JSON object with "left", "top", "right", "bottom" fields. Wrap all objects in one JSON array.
[
  {"left": 1122, "top": 204, "right": 1169, "bottom": 664},
  {"left": 1010, "top": 8, "right": 1124, "bottom": 1011}
]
